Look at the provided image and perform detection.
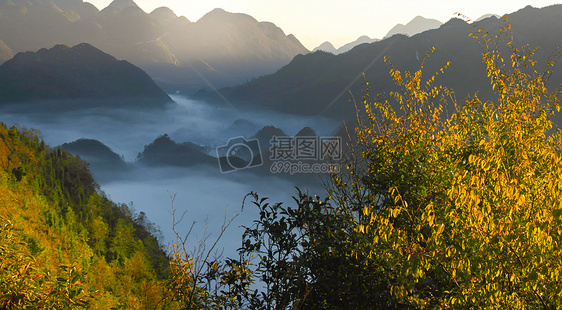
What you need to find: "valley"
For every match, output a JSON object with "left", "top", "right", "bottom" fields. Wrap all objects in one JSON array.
[{"left": 0, "top": 0, "right": 561, "bottom": 308}]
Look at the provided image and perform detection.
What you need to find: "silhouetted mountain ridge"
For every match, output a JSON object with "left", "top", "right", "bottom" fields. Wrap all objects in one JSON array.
[
  {"left": 313, "top": 42, "right": 337, "bottom": 54},
  {"left": 149, "top": 6, "right": 180, "bottom": 22},
  {"left": 199, "top": 5, "right": 562, "bottom": 121},
  {"left": 0, "top": 43, "right": 172, "bottom": 105},
  {"left": 107, "top": 0, "right": 138, "bottom": 9},
  {"left": 314, "top": 36, "right": 379, "bottom": 55},
  {"left": 0, "top": 1, "right": 309, "bottom": 91},
  {"left": 337, "top": 36, "right": 379, "bottom": 54},
  {"left": 137, "top": 134, "right": 215, "bottom": 167},
  {"left": 61, "top": 138, "right": 132, "bottom": 182},
  {"left": 62, "top": 138, "right": 124, "bottom": 163},
  {"left": 384, "top": 15, "right": 443, "bottom": 38}
]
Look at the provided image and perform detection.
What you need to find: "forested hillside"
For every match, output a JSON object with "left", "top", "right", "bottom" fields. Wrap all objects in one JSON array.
[{"left": 0, "top": 124, "right": 170, "bottom": 308}]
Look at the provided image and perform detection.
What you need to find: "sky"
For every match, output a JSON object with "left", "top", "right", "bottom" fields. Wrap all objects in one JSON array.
[{"left": 82, "top": 1, "right": 562, "bottom": 51}]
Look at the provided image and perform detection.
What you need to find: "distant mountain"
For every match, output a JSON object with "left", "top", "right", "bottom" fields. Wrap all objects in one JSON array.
[
  {"left": 62, "top": 138, "right": 125, "bottom": 164},
  {"left": 0, "top": 0, "right": 100, "bottom": 52},
  {"left": 137, "top": 134, "right": 216, "bottom": 167},
  {"left": 198, "top": 5, "right": 562, "bottom": 121},
  {"left": 251, "top": 125, "right": 288, "bottom": 153},
  {"left": 248, "top": 125, "right": 331, "bottom": 183},
  {"left": 337, "top": 36, "right": 379, "bottom": 54},
  {"left": 313, "top": 36, "right": 379, "bottom": 55},
  {"left": 226, "top": 119, "right": 259, "bottom": 137},
  {"left": 52, "top": 0, "right": 99, "bottom": 18},
  {"left": 149, "top": 6, "right": 181, "bottom": 22},
  {"left": 313, "top": 42, "right": 337, "bottom": 54},
  {"left": 154, "top": 8, "right": 309, "bottom": 89},
  {"left": 295, "top": 126, "right": 317, "bottom": 137},
  {"left": 0, "top": 1, "right": 309, "bottom": 91},
  {"left": 61, "top": 138, "right": 131, "bottom": 182},
  {"left": 0, "top": 43, "right": 172, "bottom": 105},
  {"left": 107, "top": 0, "right": 138, "bottom": 9},
  {"left": 384, "top": 16, "right": 443, "bottom": 38},
  {"left": 475, "top": 14, "right": 501, "bottom": 22}
]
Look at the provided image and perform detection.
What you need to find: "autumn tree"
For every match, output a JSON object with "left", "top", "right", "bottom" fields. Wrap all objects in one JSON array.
[{"left": 330, "top": 21, "right": 562, "bottom": 308}]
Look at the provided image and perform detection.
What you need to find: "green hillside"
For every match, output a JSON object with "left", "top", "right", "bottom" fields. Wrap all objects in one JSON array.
[{"left": 0, "top": 124, "right": 170, "bottom": 308}]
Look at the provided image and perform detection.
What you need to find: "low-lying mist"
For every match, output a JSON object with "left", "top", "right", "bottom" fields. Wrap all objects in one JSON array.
[
  {"left": 0, "top": 95, "right": 337, "bottom": 257},
  {"left": 102, "top": 165, "right": 326, "bottom": 258},
  {"left": 0, "top": 95, "right": 339, "bottom": 160}
]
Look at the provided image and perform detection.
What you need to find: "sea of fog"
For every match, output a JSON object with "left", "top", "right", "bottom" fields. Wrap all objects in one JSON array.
[{"left": 0, "top": 95, "right": 339, "bottom": 257}]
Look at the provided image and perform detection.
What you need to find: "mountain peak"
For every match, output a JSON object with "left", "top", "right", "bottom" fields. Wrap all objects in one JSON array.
[
  {"left": 407, "top": 16, "right": 442, "bottom": 27},
  {"left": 46, "top": 43, "right": 71, "bottom": 52},
  {"left": 149, "top": 6, "right": 178, "bottom": 21},
  {"left": 198, "top": 7, "right": 256, "bottom": 24},
  {"left": 440, "top": 17, "right": 467, "bottom": 29},
  {"left": 71, "top": 42, "right": 100, "bottom": 51},
  {"left": 313, "top": 36, "right": 378, "bottom": 55},
  {"left": 0, "top": 43, "right": 172, "bottom": 104},
  {"left": 207, "top": 8, "right": 227, "bottom": 15},
  {"left": 200, "top": 7, "right": 228, "bottom": 20},
  {"left": 107, "top": 0, "right": 138, "bottom": 9},
  {"left": 384, "top": 15, "right": 443, "bottom": 38},
  {"left": 313, "top": 41, "right": 337, "bottom": 54},
  {"left": 29, "top": 43, "right": 116, "bottom": 64},
  {"left": 410, "top": 15, "right": 428, "bottom": 22},
  {"left": 475, "top": 14, "right": 500, "bottom": 22}
]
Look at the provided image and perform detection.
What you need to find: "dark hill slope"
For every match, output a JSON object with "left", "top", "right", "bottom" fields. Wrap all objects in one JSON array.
[
  {"left": 137, "top": 134, "right": 216, "bottom": 167},
  {"left": 0, "top": 43, "right": 172, "bottom": 105},
  {"left": 61, "top": 138, "right": 131, "bottom": 182},
  {"left": 0, "top": 1, "right": 309, "bottom": 91},
  {"left": 206, "top": 5, "right": 562, "bottom": 120},
  {"left": 384, "top": 15, "right": 443, "bottom": 38}
]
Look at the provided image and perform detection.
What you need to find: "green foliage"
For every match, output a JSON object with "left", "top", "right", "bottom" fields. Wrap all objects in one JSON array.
[{"left": 225, "top": 190, "right": 401, "bottom": 309}]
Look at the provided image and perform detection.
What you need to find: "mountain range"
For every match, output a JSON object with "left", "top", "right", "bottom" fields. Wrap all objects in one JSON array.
[
  {"left": 198, "top": 5, "right": 562, "bottom": 120},
  {"left": 59, "top": 124, "right": 328, "bottom": 184},
  {"left": 313, "top": 35, "right": 380, "bottom": 55},
  {"left": 383, "top": 15, "right": 443, "bottom": 38},
  {"left": 0, "top": 43, "right": 172, "bottom": 105},
  {"left": 312, "top": 16, "right": 444, "bottom": 55},
  {"left": 0, "top": 0, "right": 309, "bottom": 92}
]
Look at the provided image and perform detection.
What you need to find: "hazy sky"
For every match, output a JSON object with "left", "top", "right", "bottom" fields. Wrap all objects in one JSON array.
[{"left": 87, "top": 1, "right": 560, "bottom": 50}]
